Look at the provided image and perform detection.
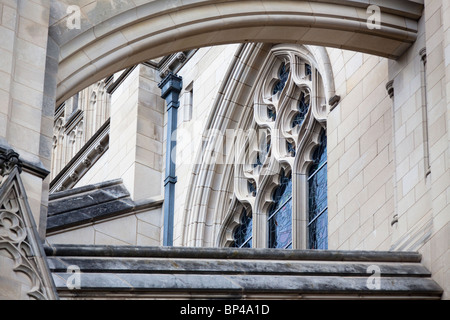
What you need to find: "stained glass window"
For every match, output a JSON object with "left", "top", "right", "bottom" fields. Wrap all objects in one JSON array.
[
  {"left": 287, "top": 141, "right": 295, "bottom": 156},
  {"left": 247, "top": 180, "right": 257, "bottom": 196},
  {"left": 305, "top": 64, "right": 312, "bottom": 80},
  {"left": 232, "top": 209, "right": 253, "bottom": 248},
  {"left": 267, "top": 107, "right": 276, "bottom": 120},
  {"left": 272, "top": 63, "right": 290, "bottom": 95},
  {"left": 292, "top": 91, "right": 310, "bottom": 128},
  {"left": 308, "top": 130, "right": 328, "bottom": 250},
  {"left": 268, "top": 170, "right": 292, "bottom": 249}
]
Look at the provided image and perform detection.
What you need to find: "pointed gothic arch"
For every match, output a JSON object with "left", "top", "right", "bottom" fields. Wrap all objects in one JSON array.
[
  {"left": 50, "top": 0, "right": 423, "bottom": 106},
  {"left": 183, "top": 43, "right": 334, "bottom": 247}
]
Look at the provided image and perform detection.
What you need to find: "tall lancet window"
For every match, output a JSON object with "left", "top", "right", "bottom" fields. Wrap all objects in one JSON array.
[
  {"left": 308, "top": 130, "right": 328, "bottom": 249},
  {"left": 268, "top": 170, "right": 293, "bottom": 249}
]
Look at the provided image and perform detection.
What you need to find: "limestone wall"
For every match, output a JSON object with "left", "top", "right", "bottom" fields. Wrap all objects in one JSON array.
[
  {"left": 172, "top": 44, "right": 241, "bottom": 245},
  {"left": 0, "top": 0, "right": 52, "bottom": 236},
  {"left": 47, "top": 207, "right": 162, "bottom": 246},
  {"left": 327, "top": 49, "right": 394, "bottom": 251}
]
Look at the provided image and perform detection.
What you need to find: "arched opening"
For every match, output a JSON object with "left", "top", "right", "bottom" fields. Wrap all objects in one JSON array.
[{"left": 50, "top": 0, "right": 423, "bottom": 106}]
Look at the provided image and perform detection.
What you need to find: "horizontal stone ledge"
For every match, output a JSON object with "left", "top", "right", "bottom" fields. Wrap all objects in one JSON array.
[
  {"left": 46, "top": 198, "right": 163, "bottom": 233},
  {"left": 44, "top": 244, "right": 423, "bottom": 263},
  {"left": 50, "top": 273, "right": 443, "bottom": 296},
  {"left": 48, "top": 183, "right": 130, "bottom": 216},
  {"left": 47, "top": 257, "right": 431, "bottom": 278},
  {"left": 49, "top": 178, "right": 124, "bottom": 201}
]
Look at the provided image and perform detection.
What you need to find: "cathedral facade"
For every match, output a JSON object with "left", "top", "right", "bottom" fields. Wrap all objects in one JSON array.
[{"left": 0, "top": 0, "right": 448, "bottom": 300}]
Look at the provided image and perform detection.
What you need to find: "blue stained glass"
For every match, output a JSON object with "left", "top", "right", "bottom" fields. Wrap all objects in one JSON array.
[
  {"left": 308, "top": 209, "right": 328, "bottom": 250},
  {"left": 308, "top": 130, "right": 328, "bottom": 250},
  {"left": 267, "top": 107, "right": 276, "bottom": 120},
  {"left": 268, "top": 170, "right": 292, "bottom": 249},
  {"left": 268, "top": 201, "right": 292, "bottom": 249},
  {"left": 287, "top": 141, "right": 296, "bottom": 156},
  {"left": 309, "top": 130, "right": 327, "bottom": 173},
  {"left": 233, "top": 209, "right": 253, "bottom": 248},
  {"left": 247, "top": 180, "right": 257, "bottom": 195},
  {"left": 306, "top": 64, "right": 312, "bottom": 80},
  {"left": 272, "top": 63, "right": 290, "bottom": 95},
  {"left": 292, "top": 92, "right": 309, "bottom": 128}
]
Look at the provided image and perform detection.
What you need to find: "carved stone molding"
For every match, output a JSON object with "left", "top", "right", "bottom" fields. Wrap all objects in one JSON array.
[
  {"left": 0, "top": 166, "right": 58, "bottom": 300},
  {"left": 50, "top": 119, "right": 110, "bottom": 194}
]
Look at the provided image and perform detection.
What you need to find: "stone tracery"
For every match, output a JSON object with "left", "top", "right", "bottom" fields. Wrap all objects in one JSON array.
[{"left": 220, "top": 44, "right": 329, "bottom": 249}]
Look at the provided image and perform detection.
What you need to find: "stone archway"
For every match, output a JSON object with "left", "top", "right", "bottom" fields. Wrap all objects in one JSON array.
[{"left": 49, "top": 0, "right": 423, "bottom": 105}]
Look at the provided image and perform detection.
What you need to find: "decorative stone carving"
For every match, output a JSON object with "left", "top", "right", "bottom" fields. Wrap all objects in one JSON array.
[
  {"left": 176, "top": 52, "right": 187, "bottom": 63},
  {"left": 216, "top": 44, "right": 330, "bottom": 249},
  {"left": 0, "top": 164, "right": 58, "bottom": 300},
  {"left": 0, "top": 149, "right": 22, "bottom": 177}
]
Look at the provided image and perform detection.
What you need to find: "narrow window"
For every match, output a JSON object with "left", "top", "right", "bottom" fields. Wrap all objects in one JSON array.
[
  {"left": 272, "top": 63, "right": 290, "bottom": 95},
  {"left": 268, "top": 170, "right": 293, "bottom": 249},
  {"left": 267, "top": 106, "right": 276, "bottom": 121},
  {"left": 292, "top": 91, "right": 310, "bottom": 128},
  {"left": 305, "top": 64, "right": 312, "bottom": 81},
  {"left": 232, "top": 209, "right": 253, "bottom": 248},
  {"left": 308, "top": 130, "right": 328, "bottom": 250}
]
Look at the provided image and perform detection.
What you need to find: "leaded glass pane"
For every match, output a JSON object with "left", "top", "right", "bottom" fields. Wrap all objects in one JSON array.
[
  {"left": 233, "top": 210, "right": 253, "bottom": 248},
  {"left": 308, "top": 209, "right": 328, "bottom": 250},
  {"left": 309, "top": 130, "right": 327, "bottom": 174},
  {"left": 268, "top": 200, "right": 292, "bottom": 249},
  {"left": 308, "top": 130, "right": 328, "bottom": 250},
  {"left": 247, "top": 180, "right": 257, "bottom": 195},
  {"left": 267, "top": 107, "right": 276, "bottom": 120},
  {"left": 287, "top": 141, "right": 295, "bottom": 156},
  {"left": 306, "top": 64, "right": 312, "bottom": 80},
  {"left": 271, "top": 173, "right": 292, "bottom": 212},
  {"left": 272, "top": 63, "right": 290, "bottom": 95},
  {"left": 292, "top": 91, "right": 310, "bottom": 128},
  {"left": 308, "top": 163, "right": 327, "bottom": 221},
  {"left": 268, "top": 171, "right": 292, "bottom": 249}
]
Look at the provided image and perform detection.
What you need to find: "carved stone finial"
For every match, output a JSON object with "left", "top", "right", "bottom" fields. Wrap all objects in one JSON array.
[{"left": 0, "top": 149, "right": 22, "bottom": 176}]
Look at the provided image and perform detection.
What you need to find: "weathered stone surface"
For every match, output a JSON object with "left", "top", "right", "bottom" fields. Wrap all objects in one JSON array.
[
  {"left": 45, "top": 244, "right": 443, "bottom": 299},
  {"left": 47, "top": 180, "right": 162, "bottom": 232},
  {"left": 48, "top": 182, "right": 130, "bottom": 216}
]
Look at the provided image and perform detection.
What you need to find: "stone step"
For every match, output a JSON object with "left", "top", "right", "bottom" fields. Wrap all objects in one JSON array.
[
  {"left": 45, "top": 244, "right": 443, "bottom": 300},
  {"left": 47, "top": 256, "right": 431, "bottom": 278},
  {"left": 44, "top": 244, "right": 423, "bottom": 262}
]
